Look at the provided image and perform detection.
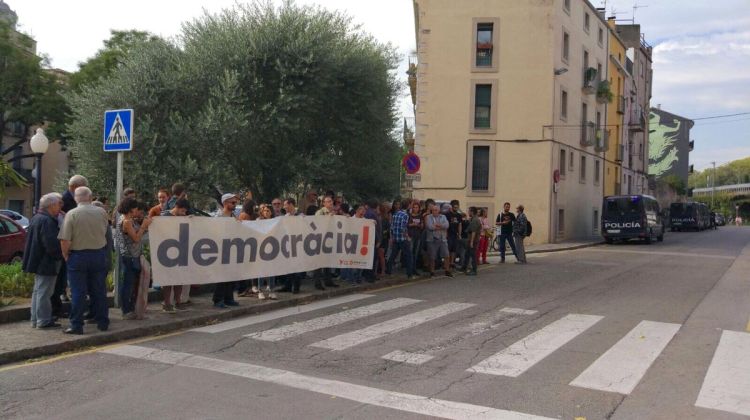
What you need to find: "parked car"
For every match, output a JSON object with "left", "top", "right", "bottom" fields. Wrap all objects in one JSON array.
[
  {"left": 601, "top": 195, "right": 664, "bottom": 244},
  {"left": 0, "top": 214, "right": 26, "bottom": 264},
  {"left": 715, "top": 214, "right": 726, "bottom": 226},
  {"left": 0, "top": 209, "right": 29, "bottom": 229}
]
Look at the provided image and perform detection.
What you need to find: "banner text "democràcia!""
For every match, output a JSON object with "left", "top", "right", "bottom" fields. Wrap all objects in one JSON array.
[{"left": 148, "top": 216, "right": 375, "bottom": 286}]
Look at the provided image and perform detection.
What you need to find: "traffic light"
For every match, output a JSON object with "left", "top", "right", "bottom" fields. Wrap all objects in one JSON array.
[{"left": 689, "top": 164, "right": 694, "bottom": 174}]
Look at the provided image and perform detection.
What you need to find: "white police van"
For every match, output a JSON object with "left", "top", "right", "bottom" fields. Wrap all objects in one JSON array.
[{"left": 601, "top": 195, "right": 664, "bottom": 244}]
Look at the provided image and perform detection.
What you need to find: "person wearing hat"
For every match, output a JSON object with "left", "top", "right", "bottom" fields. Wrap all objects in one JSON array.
[
  {"left": 512, "top": 204, "right": 528, "bottom": 264},
  {"left": 213, "top": 193, "right": 240, "bottom": 308}
]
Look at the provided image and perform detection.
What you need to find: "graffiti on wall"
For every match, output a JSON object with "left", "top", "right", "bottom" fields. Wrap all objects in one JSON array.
[{"left": 648, "top": 111, "right": 682, "bottom": 178}]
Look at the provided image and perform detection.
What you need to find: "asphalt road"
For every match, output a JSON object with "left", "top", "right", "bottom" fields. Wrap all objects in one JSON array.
[{"left": 2, "top": 227, "right": 749, "bottom": 420}]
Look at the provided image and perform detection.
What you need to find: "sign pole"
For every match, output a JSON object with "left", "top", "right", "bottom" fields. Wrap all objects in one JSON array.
[{"left": 113, "top": 151, "right": 124, "bottom": 308}]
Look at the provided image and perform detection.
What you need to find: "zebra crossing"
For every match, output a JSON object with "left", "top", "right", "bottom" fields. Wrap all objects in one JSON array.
[{"left": 186, "top": 296, "right": 750, "bottom": 417}]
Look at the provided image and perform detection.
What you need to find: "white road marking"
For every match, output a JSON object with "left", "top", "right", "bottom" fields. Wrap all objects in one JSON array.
[
  {"left": 381, "top": 350, "right": 434, "bottom": 365},
  {"left": 103, "top": 345, "right": 555, "bottom": 420},
  {"left": 469, "top": 314, "right": 603, "bottom": 377},
  {"left": 695, "top": 330, "right": 750, "bottom": 416},
  {"left": 585, "top": 248, "right": 735, "bottom": 260},
  {"left": 190, "top": 294, "right": 374, "bottom": 333},
  {"left": 245, "top": 298, "right": 421, "bottom": 341},
  {"left": 499, "top": 307, "right": 539, "bottom": 316},
  {"left": 570, "top": 320, "right": 681, "bottom": 394},
  {"left": 310, "top": 302, "right": 476, "bottom": 351}
]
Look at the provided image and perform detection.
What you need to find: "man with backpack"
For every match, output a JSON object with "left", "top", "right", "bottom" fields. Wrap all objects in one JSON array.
[{"left": 513, "top": 204, "right": 529, "bottom": 264}]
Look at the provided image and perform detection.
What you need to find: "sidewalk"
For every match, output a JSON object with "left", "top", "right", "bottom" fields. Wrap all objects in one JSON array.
[{"left": 0, "top": 239, "right": 601, "bottom": 366}]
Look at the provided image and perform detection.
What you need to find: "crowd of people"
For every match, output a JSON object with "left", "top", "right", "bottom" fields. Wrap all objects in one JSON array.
[{"left": 21, "top": 174, "right": 530, "bottom": 334}]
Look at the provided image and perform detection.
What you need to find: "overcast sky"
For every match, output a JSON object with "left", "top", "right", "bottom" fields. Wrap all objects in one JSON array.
[{"left": 9, "top": 0, "right": 749, "bottom": 171}]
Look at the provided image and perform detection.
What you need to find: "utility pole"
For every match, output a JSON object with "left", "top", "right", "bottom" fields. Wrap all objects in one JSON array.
[{"left": 711, "top": 161, "right": 716, "bottom": 209}]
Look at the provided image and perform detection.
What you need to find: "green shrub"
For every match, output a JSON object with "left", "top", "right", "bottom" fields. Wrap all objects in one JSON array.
[{"left": 0, "top": 263, "right": 35, "bottom": 298}]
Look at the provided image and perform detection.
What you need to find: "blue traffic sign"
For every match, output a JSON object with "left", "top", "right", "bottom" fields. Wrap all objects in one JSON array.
[{"left": 103, "top": 109, "right": 134, "bottom": 152}]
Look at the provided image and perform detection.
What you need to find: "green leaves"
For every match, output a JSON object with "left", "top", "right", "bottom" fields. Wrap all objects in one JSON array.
[{"left": 66, "top": 1, "right": 400, "bottom": 204}]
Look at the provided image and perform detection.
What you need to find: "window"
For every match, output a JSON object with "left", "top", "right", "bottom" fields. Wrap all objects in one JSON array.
[
  {"left": 581, "top": 102, "right": 588, "bottom": 123},
  {"left": 583, "top": 50, "right": 589, "bottom": 72},
  {"left": 594, "top": 160, "right": 600, "bottom": 184},
  {"left": 562, "top": 31, "right": 570, "bottom": 62},
  {"left": 569, "top": 151, "right": 574, "bottom": 169},
  {"left": 580, "top": 155, "right": 586, "bottom": 182},
  {"left": 471, "top": 146, "right": 490, "bottom": 191},
  {"left": 584, "top": 12, "right": 590, "bottom": 32},
  {"left": 476, "top": 23, "right": 494, "bottom": 67},
  {"left": 1, "top": 219, "right": 19, "bottom": 234},
  {"left": 593, "top": 209, "right": 599, "bottom": 233},
  {"left": 560, "top": 149, "right": 567, "bottom": 175},
  {"left": 561, "top": 89, "right": 568, "bottom": 120},
  {"left": 558, "top": 209, "right": 565, "bottom": 235},
  {"left": 639, "top": 143, "right": 643, "bottom": 160},
  {"left": 598, "top": 27, "right": 604, "bottom": 46},
  {"left": 474, "top": 84, "right": 492, "bottom": 129},
  {"left": 564, "top": 0, "right": 571, "bottom": 13},
  {"left": 597, "top": 63, "right": 602, "bottom": 82}
]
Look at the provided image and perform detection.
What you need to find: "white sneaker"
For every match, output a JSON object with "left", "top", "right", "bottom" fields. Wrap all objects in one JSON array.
[
  {"left": 258, "top": 291, "right": 266, "bottom": 300},
  {"left": 251, "top": 286, "right": 259, "bottom": 294},
  {"left": 269, "top": 292, "right": 278, "bottom": 300}
]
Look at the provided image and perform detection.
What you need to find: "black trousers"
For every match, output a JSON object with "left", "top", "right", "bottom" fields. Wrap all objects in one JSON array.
[
  {"left": 213, "top": 281, "right": 236, "bottom": 304},
  {"left": 51, "top": 261, "right": 68, "bottom": 316},
  {"left": 283, "top": 273, "right": 302, "bottom": 291}
]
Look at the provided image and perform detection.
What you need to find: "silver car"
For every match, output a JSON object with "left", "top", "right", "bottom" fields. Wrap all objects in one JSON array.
[{"left": 0, "top": 209, "right": 29, "bottom": 229}]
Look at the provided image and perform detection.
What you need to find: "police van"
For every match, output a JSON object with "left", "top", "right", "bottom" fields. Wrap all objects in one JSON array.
[
  {"left": 601, "top": 195, "right": 665, "bottom": 244},
  {"left": 670, "top": 202, "right": 709, "bottom": 231}
]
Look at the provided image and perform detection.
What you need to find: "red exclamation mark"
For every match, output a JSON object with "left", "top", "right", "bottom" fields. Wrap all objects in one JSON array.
[{"left": 360, "top": 226, "right": 369, "bottom": 256}]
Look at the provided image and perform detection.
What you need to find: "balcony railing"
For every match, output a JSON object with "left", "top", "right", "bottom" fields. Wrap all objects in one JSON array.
[
  {"left": 595, "top": 129, "right": 609, "bottom": 152},
  {"left": 617, "top": 95, "right": 626, "bottom": 114},
  {"left": 629, "top": 109, "right": 646, "bottom": 132},
  {"left": 582, "top": 67, "right": 598, "bottom": 95},
  {"left": 616, "top": 144, "right": 624, "bottom": 162},
  {"left": 580, "top": 121, "right": 596, "bottom": 147},
  {"left": 474, "top": 116, "right": 491, "bottom": 129}
]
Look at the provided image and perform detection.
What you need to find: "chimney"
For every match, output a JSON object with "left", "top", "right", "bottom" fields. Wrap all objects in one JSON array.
[{"left": 596, "top": 8, "right": 606, "bottom": 19}]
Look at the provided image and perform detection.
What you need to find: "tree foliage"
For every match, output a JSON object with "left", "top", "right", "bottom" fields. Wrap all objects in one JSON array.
[
  {"left": 689, "top": 157, "right": 750, "bottom": 188},
  {"left": 66, "top": 1, "right": 402, "bottom": 204}
]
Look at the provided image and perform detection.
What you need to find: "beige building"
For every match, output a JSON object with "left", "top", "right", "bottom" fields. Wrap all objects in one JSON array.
[{"left": 411, "top": 0, "right": 611, "bottom": 243}]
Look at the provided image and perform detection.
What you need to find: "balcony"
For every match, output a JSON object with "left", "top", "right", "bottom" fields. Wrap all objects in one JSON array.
[
  {"left": 615, "top": 144, "right": 624, "bottom": 162},
  {"left": 403, "top": 117, "right": 415, "bottom": 148},
  {"left": 580, "top": 121, "right": 596, "bottom": 147},
  {"left": 617, "top": 95, "right": 626, "bottom": 114},
  {"left": 475, "top": 42, "right": 493, "bottom": 67},
  {"left": 595, "top": 129, "right": 609, "bottom": 152},
  {"left": 582, "top": 67, "right": 598, "bottom": 95},
  {"left": 629, "top": 109, "right": 646, "bottom": 132}
]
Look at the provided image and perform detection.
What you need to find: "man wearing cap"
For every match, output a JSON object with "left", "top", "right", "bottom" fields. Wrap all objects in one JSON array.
[{"left": 213, "top": 193, "right": 240, "bottom": 308}]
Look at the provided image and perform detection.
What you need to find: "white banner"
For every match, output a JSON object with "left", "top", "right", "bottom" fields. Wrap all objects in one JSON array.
[{"left": 148, "top": 216, "right": 375, "bottom": 286}]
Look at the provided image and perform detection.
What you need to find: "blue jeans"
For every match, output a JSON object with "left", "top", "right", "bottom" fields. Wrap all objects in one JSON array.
[
  {"left": 31, "top": 274, "right": 56, "bottom": 327},
  {"left": 497, "top": 233, "right": 517, "bottom": 261},
  {"left": 386, "top": 240, "right": 415, "bottom": 276},
  {"left": 119, "top": 256, "right": 141, "bottom": 315},
  {"left": 68, "top": 249, "right": 109, "bottom": 331}
]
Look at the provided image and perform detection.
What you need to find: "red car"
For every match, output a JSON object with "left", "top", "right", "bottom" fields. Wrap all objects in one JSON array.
[{"left": 0, "top": 213, "right": 26, "bottom": 264}]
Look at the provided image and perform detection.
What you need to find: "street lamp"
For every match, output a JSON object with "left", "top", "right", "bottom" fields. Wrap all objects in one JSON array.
[{"left": 29, "top": 128, "right": 49, "bottom": 213}]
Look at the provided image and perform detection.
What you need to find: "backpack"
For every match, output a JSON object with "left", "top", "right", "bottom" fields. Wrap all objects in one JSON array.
[{"left": 526, "top": 220, "right": 532, "bottom": 237}]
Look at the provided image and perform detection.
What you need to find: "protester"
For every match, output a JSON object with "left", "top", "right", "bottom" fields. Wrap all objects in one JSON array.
[
  {"left": 477, "top": 208, "right": 491, "bottom": 265},
  {"left": 164, "top": 182, "right": 187, "bottom": 212},
  {"left": 159, "top": 198, "right": 189, "bottom": 311},
  {"left": 239, "top": 199, "right": 257, "bottom": 221},
  {"left": 446, "top": 202, "right": 462, "bottom": 269},
  {"left": 496, "top": 202, "right": 518, "bottom": 263},
  {"left": 386, "top": 199, "right": 417, "bottom": 279},
  {"left": 23, "top": 193, "right": 64, "bottom": 329},
  {"left": 271, "top": 198, "right": 283, "bottom": 217},
  {"left": 277, "top": 198, "right": 303, "bottom": 293},
  {"left": 58, "top": 187, "right": 110, "bottom": 334},
  {"left": 52, "top": 175, "right": 88, "bottom": 318},
  {"left": 257, "top": 204, "right": 277, "bottom": 300},
  {"left": 461, "top": 207, "right": 481, "bottom": 276},
  {"left": 425, "top": 204, "right": 453, "bottom": 277},
  {"left": 407, "top": 200, "right": 424, "bottom": 275},
  {"left": 362, "top": 199, "right": 381, "bottom": 282},
  {"left": 513, "top": 204, "right": 528, "bottom": 264},
  {"left": 148, "top": 189, "right": 170, "bottom": 218},
  {"left": 213, "top": 193, "right": 240, "bottom": 308},
  {"left": 114, "top": 198, "right": 152, "bottom": 319},
  {"left": 314, "top": 196, "right": 339, "bottom": 289}
]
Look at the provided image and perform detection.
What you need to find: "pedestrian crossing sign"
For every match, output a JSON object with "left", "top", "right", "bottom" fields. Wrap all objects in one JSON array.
[{"left": 103, "top": 109, "right": 134, "bottom": 152}]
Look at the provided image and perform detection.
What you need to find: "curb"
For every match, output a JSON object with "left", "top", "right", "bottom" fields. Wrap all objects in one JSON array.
[{"left": 0, "top": 274, "right": 434, "bottom": 366}]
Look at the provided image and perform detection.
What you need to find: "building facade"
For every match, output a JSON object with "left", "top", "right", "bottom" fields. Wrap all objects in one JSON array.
[
  {"left": 603, "top": 18, "right": 628, "bottom": 197},
  {"left": 617, "top": 24, "right": 653, "bottom": 196},
  {"left": 411, "top": 0, "right": 611, "bottom": 243}
]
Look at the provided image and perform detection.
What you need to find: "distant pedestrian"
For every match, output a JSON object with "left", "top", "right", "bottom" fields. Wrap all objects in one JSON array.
[
  {"left": 271, "top": 198, "right": 283, "bottom": 217},
  {"left": 164, "top": 182, "right": 187, "bottom": 212},
  {"left": 148, "top": 188, "right": 170, "bottom": 218},
  {"left": 213, "top": 193, "right": 241, "bottom": 308},
  {"left": 495, "top": 202, "right": 518, "bottom": 263},
  {"left": 58, "top": 187, "right": 111, "bottom": 334},
  {"left": 278, "top": 198, "right": 304, "bottom": 293},
  {"left": 315, "top": 196, "right": 339, "bottom": 289},
  {"left": 386, "top": 199, "right": 417, "bottom": 279},
  {"left": 461, "top": 207, "right": 481, "bottom": 275},
  {"left": 23, "top": 193, "right": 64, "bottom": 329},
  {"left": 52, "top": 174, "right": 88, "bottom": 317},
  {"left": 160, "top": 198, "right": 190, "bottom": 311},
  {"left": 114, "top": 198, "right": 152, "bottom": 320},
  {"left": 425, "top": 204, "right": 453, "bottom": 277},
  {"left": 477, "top": 208, "right": 490, "bottom": 265},
  {"left": 513, "top": 204, "right": 528, "bottom": 264},
  {"left": 257, "top": 204, "right": 277, "bottom": 300},
  {"left": 407, "top": 201, "right": 424, "bottom": 275}
]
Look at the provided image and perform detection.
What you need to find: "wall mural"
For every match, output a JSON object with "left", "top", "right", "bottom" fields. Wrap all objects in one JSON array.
[{"left": 648, "top": 111, "right": 681, "bottom": 178}]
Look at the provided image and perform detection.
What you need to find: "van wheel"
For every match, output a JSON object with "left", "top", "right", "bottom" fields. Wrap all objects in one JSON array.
[
  {"left": 605, "top": 238, "right": 614, "bottom": 244},
  {"left": 657, "top": 233, "right": 664, "bottom": 242}
]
